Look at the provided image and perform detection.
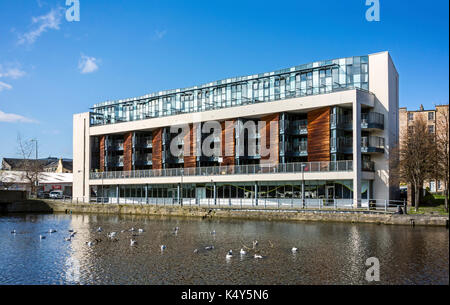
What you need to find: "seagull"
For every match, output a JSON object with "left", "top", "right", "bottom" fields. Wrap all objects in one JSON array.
[
  {"left": 138, "top": 229, "right": 144, "bottom": 233},
  {"left": 97, "top": 227, "right": 102, "bottom": 232},
  {"left": 65, "top": 237, "right": 72, "bottom": 242},
  {"left": 40, "top": 235, "right": 46, "bottom": 240},
  {"left": 68, "top": 229, "right": 74, "bottom": 233},
  {"left": 130, "top": 239, "right": 137, "bottom": 246},
  {"left": 253, "top": 240, "right": 258, "bottom": 248},
  {"left": 240, "top": 249, "right": 247, "bottom": 255},
  {"left": 292, "top": 247, "right": 298, "bottom": 253},
  {"left": 254, "top": 254, "right": 263, "bottom": 259},
  {"left": 70, "top": 232, "right": 77, "bottom": 238},
  {"left": 193, "top": 249, "right": 199, "bottom": 254},
  {"left": 205, "top": 246, "right": 214, "bottom": 250},
  {"left": 108, "top": 232, "right": 117, "bottom": 239},
  {"left": 210, "top": 230, "right": 216, "bottom": 235},
  {"left": 86, "top": 241, "right": 93, "bottom": 246},
  {"left": 49, "top": 229, "right": 57, "bottom": 233},
  {"left": 130, "top": 227, "right": 135, "bottom": 232},
  {"left": 11, "top": 230, "right": 16, "bottom": 234},
  {"left": 160, "top": 245, "right": 167, "bottom": 251},
  {"left": 120, "top": 230, "right": 125, "bottom": 233},
  {"left": 226, "top": 250, "right": 233, "bottom": 259}
]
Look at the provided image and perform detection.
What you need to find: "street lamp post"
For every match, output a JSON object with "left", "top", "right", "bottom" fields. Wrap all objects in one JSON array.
[
  {"left": 180, "top": 168, "right": 184, "bottom": 206},
  {"left": 301, "top": 163, "right": 306, "bottom": 209}
]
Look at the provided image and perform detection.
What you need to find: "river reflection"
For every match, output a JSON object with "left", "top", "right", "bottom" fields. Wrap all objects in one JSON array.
[{"left": 0, "top": 214, "right": 448, "bottom": 285}]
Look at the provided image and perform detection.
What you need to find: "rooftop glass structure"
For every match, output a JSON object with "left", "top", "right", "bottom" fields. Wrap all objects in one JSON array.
[{"left": 90, "top": 55, "right": 369, "bottom": 126}]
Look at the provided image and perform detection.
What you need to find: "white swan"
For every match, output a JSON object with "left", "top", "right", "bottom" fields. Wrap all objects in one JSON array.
[
  {"left": 240, "top": 249, "right": 247, "bottom": 255},
  {"left": 130, "top": 239, "right": 137, "bottom": 246},
  {"left": 254, "top": 254, "right": 263, "bottom": 259},
  {"left": 226, "top": 250, "right": 233, "bottom": 259}
]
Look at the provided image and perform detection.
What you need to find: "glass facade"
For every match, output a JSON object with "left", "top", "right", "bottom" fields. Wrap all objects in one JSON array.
[{"left": 90, "top": 56, "right": 369, "bottom": 126}]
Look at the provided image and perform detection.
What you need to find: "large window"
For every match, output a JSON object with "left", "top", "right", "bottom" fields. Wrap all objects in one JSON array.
[{"left": 91, "top": 56, "right": 370, "bottom": 126}]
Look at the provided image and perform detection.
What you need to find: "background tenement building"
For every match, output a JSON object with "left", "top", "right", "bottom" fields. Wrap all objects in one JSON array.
[
  {"left": 399, "top": 104, "right": 449, "bottom": 193},
  {"left": 73, "top": 51, "right": 399, "bottom": 207}
]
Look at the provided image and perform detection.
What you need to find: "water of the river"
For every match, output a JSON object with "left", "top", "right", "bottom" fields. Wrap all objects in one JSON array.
[{"left": 0, "top": 213, "right": 448, "bottom": 285}]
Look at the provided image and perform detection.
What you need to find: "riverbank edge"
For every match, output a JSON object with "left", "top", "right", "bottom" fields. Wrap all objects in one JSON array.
[{"left": 41, "top": 200, "right": 449, "bottom": 227}]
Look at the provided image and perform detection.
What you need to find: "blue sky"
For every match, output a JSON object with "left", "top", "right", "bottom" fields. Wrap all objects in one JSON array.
[{"left": 0, "top": 0, "right": 448, "bottom": 161}]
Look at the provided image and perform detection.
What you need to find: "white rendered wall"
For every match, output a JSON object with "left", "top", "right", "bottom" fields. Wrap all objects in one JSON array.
[{"left": 369, "top": 52, "right": 400, "bottom": 202}]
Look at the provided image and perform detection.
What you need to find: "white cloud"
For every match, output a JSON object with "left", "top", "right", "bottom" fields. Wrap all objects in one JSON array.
[
  {"left": 18, "top": 8, "right": 63, "bottom": 45},
  {"left": 78, "top": 55, "right": 99, "bottom": 74},
  {"left": 0, "top": 82, "right": 13, "bottom": 92},
  {"left": 0, "top": 66, "right": 26, "bottom": 79},
  {"left": 155, "top": 30, "right": 167, "bottom": 39},
  {"left": 0, "top": 110, "right": 37, "bottom": 123}
]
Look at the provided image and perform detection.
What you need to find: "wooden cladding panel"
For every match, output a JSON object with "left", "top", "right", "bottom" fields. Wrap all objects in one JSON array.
[
  {"left": 307, "top": 107, "right": 331, "bottom": 162},
  {"left": 260, "top": 114, "right": 279, "bottom": 165},
  {"left": 184, "top": 124, "right": 196, "bottom": 168},
  {"left": 123, "top": 132, "right": 133, "bottom": 171},
  {"left": 152, "top": 128, "right": 163, "bottom": 170},
  {"left": 99, "top": 136, "right": 105, "bottom": 172},
  {"left": 221, "top": 120, "right": 235, "bottom": 166}
]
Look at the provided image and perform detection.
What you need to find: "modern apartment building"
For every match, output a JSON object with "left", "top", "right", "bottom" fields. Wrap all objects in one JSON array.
[
  {"left": 73, "top": 51, "right": 399, "bottom": 207},
  {"left": 399, "top": 104, "right": 449, "bottom": 193}
]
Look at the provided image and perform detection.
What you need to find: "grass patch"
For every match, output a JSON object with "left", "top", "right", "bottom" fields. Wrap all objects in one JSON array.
[{"left": 407, "top": 204, "right": 449, "bottom": 216}]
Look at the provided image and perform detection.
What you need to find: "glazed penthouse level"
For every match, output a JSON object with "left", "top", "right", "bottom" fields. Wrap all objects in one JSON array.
[{"left": 73, "top": 51, "right": 399, "bottom": 207}]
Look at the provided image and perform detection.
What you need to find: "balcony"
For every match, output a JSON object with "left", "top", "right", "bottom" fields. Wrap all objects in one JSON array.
[
  {"left": 106, "top": 141, "right": 124, "bottom": 151},
  {"left": 134, "top": 154, "right": 153, "bottom": 166},
  {"left": 361, "top": 136, "right": 385, "bottom": 153},
  {"left": 286, "top": 120, "right": 308, "bottom": 135},
  {"left": 106, "top": 156, "right": 124, "bottom": 167},
  {"left": 331, "top": 112, "right": 384, "bottom": 130},
  {"left": 134, "top": 137, "right": 153, "bottom": 149},
  {"left": 361, "top": 112, "right": 384, "bottom": 130},
  {"left": 330, "top": 137, "right": 353, "bottom": 154},
  {"left": 285, "top": 142, "right": 308, "bottom": 157},
  {"left": 362, "top": 160, "right": 375, "bottom": 172},
  {"left": 331, "top": 136, "right": 385, "bottom": 154},
  {"left": 90, "top": 160, "right": 354, "bottom": 180}
]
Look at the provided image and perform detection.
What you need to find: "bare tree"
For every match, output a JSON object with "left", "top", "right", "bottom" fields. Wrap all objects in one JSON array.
[
  {"left": 435, "top": 106, "right": 449, "bottom": 212},
  {"left": 397, "top": 117, "right": 436, "bottom": 211},
  {"left": 16, "top": 134, "right": 42, "bottom": 197}
]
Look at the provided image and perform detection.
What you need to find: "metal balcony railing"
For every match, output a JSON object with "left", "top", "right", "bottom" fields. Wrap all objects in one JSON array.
[
  {"left": 90, "top": 160, "right": 354, "bottom": 180},
  {"left": 361, "top": 112, "right": 384, "bottom": 130}
]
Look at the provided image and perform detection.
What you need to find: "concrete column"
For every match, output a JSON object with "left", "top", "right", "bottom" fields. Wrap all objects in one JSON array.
[
  {"left": 213, "top": 183, "right": 217, "bottom": 205},
  {"left": 353, "top": 101, "right": 362, "bottom": 208},
  {"left": 116, "top": 185, "right": 119, "bottom": 204},
  {"left": 145, "top": 184, "right": 148, "bottom": 204},
  {"left": 177, "top": 183, "right": 181, "bottom": 205},
  {"left": 255, "top": 183, "right": 258, "bottom": 206}
]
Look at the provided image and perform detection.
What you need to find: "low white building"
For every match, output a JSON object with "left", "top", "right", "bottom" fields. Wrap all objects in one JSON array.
[{"left": 0, "top": 171, "right": 73, "bottom": 196}]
